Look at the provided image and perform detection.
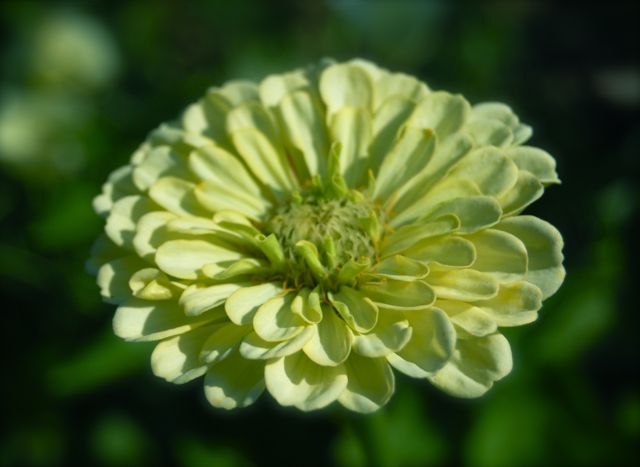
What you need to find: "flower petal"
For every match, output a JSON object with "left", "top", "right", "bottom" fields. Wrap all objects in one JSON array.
[
  {"left": 352, "top": 309, "right": 412, "bottom": 357},
  {"left": 428, "top": 333, "right": 513, "bottom": 398},
  {"left": 255, "top": 233, "right": 286, "bottom": 269},
  {"left": 404, "top": 236, "right": 476, "bottom": 268},
  {"left": 133, "top": 211, "right": 176, "bottom": 260},
  {"left": 330, "top": 107, "right": 371, "bottom": 187},
  {"left": 204, "top": 351, "right": 265, "bottom": 409},
  {"left": 388, "top": 307, "right": 456, "bottom": 376},
  {"left": 133, "top": 146, "right": 191, "bottom": 191},
  {"left": 190, "top": 144, "right": 261, "bottom": 197},
  {"left": 86, "top": 234, "right": 124, "bottom": 274},
  {"left": 97, "top": 256, "right": 146, "bottom": 304},
  {"left": 166, "top": 215, "right": 241, "bottom": 238},
  {"left": 241, "top": 326, "right": 314, "bottom": 360},
  {"left": 259, "top": 69, "right": 310, "bottom": 107},
  {"left": 408, "top": 92, "right": 470, "bottom": 138},
  {"left": 505, "top": 146, "right": 560, "bottom": 184},
  {"left": 494, "top": 216, "right": 565, "bottom": 298},
  {"left": 181, "top": 101, "right": 211, "bottom": 137},
  {"left": 225, "top": 283, "right": 283, "bottom": 325},
  {"left": 448, "top": 147, "right": 518, "bottom": 197},
  {"left": 437, "top": 300, "right": 497, "bottom": 337},
  {"left": 179, "top": 283, "right": 244, "bottom": 316},
  {"left": 164, "top": 214, "right": 259, "bottom": 255},
  {"left": 277, "top": 90, "right": 329, "bottom": 179},
  {"left": 471, "top": 103, "right": 518, "bottom": 127},
  {"left": 373, "top": 72, "right": 429, "bottom": 109},
  {"left": 113, "top": 298, "right": 224, "bottom": 342},
  {"left": 155, "top": 239, "right": 243, "bottom": 280},
  {"left": 369, "top": 96, "right": 416, "bottom": 172},
  {"left": 426, "top": 269, "right": 499, "bottom": 301},
  {"left": 214, "top": 80, "right": 260, "bottom": 106},
  {"left": 404, "top": 307, "right": 457, "bottom": 370},
  {"left": 497, "top": 170, "right": 544, "bottom": 216},
  {"left": 192, "top": 94, "right": 231, "bottom": 148},
  {"left": 359, "top": 279, "right": 435, "bottom": 311},
  {"left": 151, "top": 324, "right": 218, "bottom": 384},
  {"left": 105, "top": 195, "right": 157, "bottom": 249},
  {"left": 470, "top": 103, "right": 531, "bottom": 146},
  {"left": 473, "top": 281, "right": 542, "bottom": 327},
  {"left": 421, "top": 196, "right": 502, "bottom": 234},
  {"left": 466, "top": 118, "right": 513, "bottom": 147},
  {"left": 93, "top": 165, "right": 138, "bottom": 217},
  {"left": 190, "top": 144, "right": 270, "bottom": 218},
  {"left": 303, "top": 305, "right": 353, "bottom": 366},
  {"left": 150, "top": 121, "right": 210, "bottom": 150},
  {"left": 370, "top": 255, "right": 430, "bottom": 281},
  {"left": 204, "top": 258, "right": 268, "bottom": 280},
  {"left": 291, "top": 288, "right": 323, "bottom": 324},
  {"left": 148, "top": 176, "right": 211, "bottom": 217},
  {"left": 227, "top": 103, "right": 297, "bottom": 193},
  {"left": 391, "top": 133, "right": 474, "bottom": 218},
  {"left": 253, "top": 293, "right": 307, "bottom": 342},
  {"left": 466, "top": 229, "right": 528, "bottom": 281},
  {"left": 320, "top": 63, "right": 373, "bottom": 115},
  {"left": 329, "top": 287, "right": 379, "bottom": 333},
  {"left": 373, "top": 126, "right": 435, "bottom": 201},
  {"left": 349, "top": 58, "right": 385, "bottom": 81},
  {"left": 264, "top": 352, "right": 348, "bottom": 411},
  {"left": 512, "top": 124, "right": 533, "bottom": 145},
  {"left": 129, "top": 268, "right": 178, "bottom": 301},
  {"left": 381, "top": 215, "right": 460, "bottom": 258},
  {"left": 200, "top": 322, "right": 252, "bottom": 364},
  {"left": 338, "top": 354, "right": 395, "bottom": 413}
]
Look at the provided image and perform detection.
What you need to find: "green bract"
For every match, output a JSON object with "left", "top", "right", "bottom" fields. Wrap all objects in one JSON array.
[{"left": 90, "top": 59, "right": 565, "bottom": 413}]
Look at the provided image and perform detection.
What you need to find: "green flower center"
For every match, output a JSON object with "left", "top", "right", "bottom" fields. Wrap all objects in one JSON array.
[{"left": 265, "top": 194, "right": 381, "bottom": 288}]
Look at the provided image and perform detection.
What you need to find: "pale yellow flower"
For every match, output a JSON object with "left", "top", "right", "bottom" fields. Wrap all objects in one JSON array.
[{"left": 91, "top": 59, "right": 565, "bottom": 412}]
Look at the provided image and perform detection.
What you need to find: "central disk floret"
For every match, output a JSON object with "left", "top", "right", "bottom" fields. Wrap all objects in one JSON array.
[{"left": 266, "top": 196, "right": 379, "bottom": 286}]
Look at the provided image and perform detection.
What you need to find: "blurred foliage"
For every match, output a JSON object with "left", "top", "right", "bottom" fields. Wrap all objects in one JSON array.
[{"left": 0, "top": 1, "right": 638, "bottom": 466}]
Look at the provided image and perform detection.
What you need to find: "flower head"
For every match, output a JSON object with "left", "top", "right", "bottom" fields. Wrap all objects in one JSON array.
[{"left": 91, "top": 59, "right": 565, "bottom": 412}]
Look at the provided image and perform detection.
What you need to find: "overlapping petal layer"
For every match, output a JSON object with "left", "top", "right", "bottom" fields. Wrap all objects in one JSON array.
[{"left": 92, "top": 59, "right": 564, "bottom": 412}]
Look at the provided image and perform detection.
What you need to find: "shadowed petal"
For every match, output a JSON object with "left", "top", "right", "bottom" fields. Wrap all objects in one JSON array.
[
  {"left": 204, "top": 351, "right": 265, "bottom": 409},
  {"left": 338, "top": 354, "right": 394, "bottom": 413},
  {"left": 428, "top": 333, "right": 513, "bottom": 398},
  {"left": 265, "top": 352, "right": 348, "bottom": 411}
]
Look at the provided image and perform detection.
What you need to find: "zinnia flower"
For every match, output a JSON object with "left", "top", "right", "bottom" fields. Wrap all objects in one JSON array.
[{"left": 90, "top": 59, "right": 565, "bottom": 413}]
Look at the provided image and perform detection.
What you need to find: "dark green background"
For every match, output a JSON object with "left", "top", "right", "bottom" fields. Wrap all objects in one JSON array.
[{"left": 1, "top": 1, "right": 638, "bottom": 466}]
